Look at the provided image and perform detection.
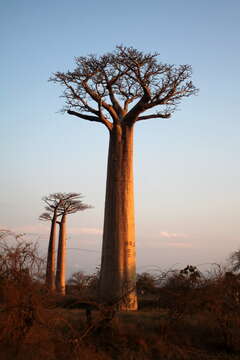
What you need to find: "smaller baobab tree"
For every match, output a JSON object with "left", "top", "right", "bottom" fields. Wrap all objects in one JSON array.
[
  {"left": 40, "top": 193, "right": 66, "bottom": 291},
  {"left": 39, "top": 212, "right": 54, "bottom": 286},
  {"left": 39, "top": 192, "right": 91, "bottom": 292},
  {"left": 54, "top": 194, "right": 92, "bottom": 295}
]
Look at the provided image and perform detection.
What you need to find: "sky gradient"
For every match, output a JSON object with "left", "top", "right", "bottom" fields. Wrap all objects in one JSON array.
[{"left": 1, "top": 0, "right": 240, "bottom": 275}]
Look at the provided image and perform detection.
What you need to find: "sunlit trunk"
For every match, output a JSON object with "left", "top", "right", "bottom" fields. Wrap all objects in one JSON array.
[
  {"left": 56, "top": 214, "right": 67, "bottom": 295},
  {"left": 46, "top": 215, "right": 57, "bottom": 291},
  {"left": 100, "top": 123, "right": 137, "bottom": 310}
]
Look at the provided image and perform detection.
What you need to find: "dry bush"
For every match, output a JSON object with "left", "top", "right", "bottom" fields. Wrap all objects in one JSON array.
[
  {"left": 0, "top": 232, "right": 47, "bottom": 354},
  {"left": 62, "top": 266, "right": 240, "bottom": 358},
  {"left": 202, "top": 271, "right": 240, "bottom": 352},
  {"left": 66, "top": 267, "right": 100, "bottom": 300},
  {"left": 0, "top": 236, "right": 239, "bottom": 360},
  {"left": 155, "top": 266, "right": 240, "bottom": 354}
]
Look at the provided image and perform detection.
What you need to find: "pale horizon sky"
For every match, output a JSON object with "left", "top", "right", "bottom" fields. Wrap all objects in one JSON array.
[{"left": 1, "top": 0, "right": 240, "bottom": 276}]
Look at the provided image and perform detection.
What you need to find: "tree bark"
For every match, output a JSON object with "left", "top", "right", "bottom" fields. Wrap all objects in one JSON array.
[
  {"left": 56, "top": 214, "right": 67, "bottom": 295},
  {"left": 45, "top": 216, "right": 57, "bottom": 291},
  {"left": 100, "top": 123, "right": 138, "bottom": 310}
]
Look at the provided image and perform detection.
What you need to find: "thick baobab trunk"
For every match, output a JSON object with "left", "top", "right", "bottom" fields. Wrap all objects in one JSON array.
[
  {"left": 56, "top": 214, "right": 67, "bottom": 295},
  {"left": 46, "top": 216, "right": 57, "bottom": 291},
  {"left": 100, "top": 123, "right": 137, "bottom": 310}
]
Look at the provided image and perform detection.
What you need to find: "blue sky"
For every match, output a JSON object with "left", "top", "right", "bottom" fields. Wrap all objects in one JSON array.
[{"left": 1, "top": 0, "right": 240, "bottom": 275}]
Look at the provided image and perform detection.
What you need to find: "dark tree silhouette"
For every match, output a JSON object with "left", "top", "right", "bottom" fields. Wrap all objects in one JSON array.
[
  {"left": 50, "top": 45, "right": 198, "bottom": 309},
  {"left": 229, "top": 249, "right": 240, "bottom": 273},
  {"left": 136, "top": 272, "right": 157, "bottom": 295}
]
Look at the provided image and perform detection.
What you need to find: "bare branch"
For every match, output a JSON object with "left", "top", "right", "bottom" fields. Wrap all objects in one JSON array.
[
  {"left": 123, "top": 92, "right": 151, "bottom": 124},
  {"left": 67, "top": 110, "right": 112, "bottom": 131},
  {"left": 82, "top": 81, "right": 118, "bottom": 122},
  {"left": 104, "top": 72, "right": 124, "bottom": 117},
  {"left": 62, "top": 79, "right": 99, "bottom": 116},
  {"left": 67, "top": 110, "right": 101, "bottom": 122},
  {"left": 50, "top": 45, "right": 198, "bottom": 127},
  {"left": 137, "top": 113, "right": 171, "bottom": 121},
  {"left": 39, "top": 212, "right": 52, "bottom": 222}
]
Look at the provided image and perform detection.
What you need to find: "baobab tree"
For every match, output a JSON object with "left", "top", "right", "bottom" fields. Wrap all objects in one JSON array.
[
  {"left": 39, "top": 193, "right": 68, "bottom": 291},
  {"left": 55, "top": 194, "right": 92, "bottom": 295},
  {"left": 50, "top": 46, "right": 198, "bottom": 309},
  {"left": 40, "top": 192, "right": 90, "bottom": 292}
]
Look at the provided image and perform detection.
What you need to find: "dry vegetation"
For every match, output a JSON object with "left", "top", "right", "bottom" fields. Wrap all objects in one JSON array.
[{"left": 0, "top": 232, "right": 240, "bottom": 360}]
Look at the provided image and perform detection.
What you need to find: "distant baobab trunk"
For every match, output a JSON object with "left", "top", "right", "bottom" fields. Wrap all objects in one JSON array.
[
  {"left": 46, "top": 215, "right": 57, "bottom": 291},
  {"left": 100, "top": 124, "right": 137, "bottom": 310},
  {"left": 56, "top": 214, "right": 67, "bottom": 295},
  {"left": 40, "top": 192, "right": 91, "bottom": 295},
  {"left": 40, "top": 198, "right": 63, "bottom": 292}
]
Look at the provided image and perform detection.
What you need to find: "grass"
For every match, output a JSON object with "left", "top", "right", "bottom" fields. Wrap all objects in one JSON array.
[
  {"left": 0, "top": 237, "right": 240, "bottom": 360},
  {"left": 1, "top": 296, "right": 240, "bottom": 360},
  {"left": 15, "top": 307, "right": 236, "bottom": 360}
]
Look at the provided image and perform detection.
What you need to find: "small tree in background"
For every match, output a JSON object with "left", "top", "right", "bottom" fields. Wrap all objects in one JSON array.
[
  {"left": 67, "top": 271, "right": 92, "bottom": 295},
  {"left": 54, "top": 194, "right": 92, "bottom": 295},
  {"left": 40, "top": 193, "right": 92, "bottom": 293},
  {"left": 136, "top": 272, "right": 157, "bottom": 295},
  {"left": 40, "top": 193, "right": 74, "bottom": 291},
  {"left": 229, "top": 249, "right": 240, "bottom": 273},
  {"left": 67, "top": 267, "right": 100, "bottom": 298}
]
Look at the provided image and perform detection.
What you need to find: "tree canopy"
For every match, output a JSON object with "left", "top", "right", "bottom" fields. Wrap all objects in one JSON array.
[
  {"left": 50, "top": 45, "right": 198, "bottom": 130},
  {"left": 39, "top": 192, "right": 92, "bottom": 220}
]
